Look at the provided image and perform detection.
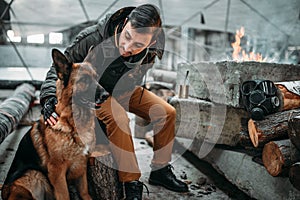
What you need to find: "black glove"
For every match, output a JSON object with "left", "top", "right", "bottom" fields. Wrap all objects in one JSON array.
[{"left": 41, "top": 96, "right": 58, "bottom": 121}]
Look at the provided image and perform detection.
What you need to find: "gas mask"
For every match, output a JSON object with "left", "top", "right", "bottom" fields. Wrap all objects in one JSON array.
[{"left": 241, "top": 79, "right": 281, "bottom": 120}]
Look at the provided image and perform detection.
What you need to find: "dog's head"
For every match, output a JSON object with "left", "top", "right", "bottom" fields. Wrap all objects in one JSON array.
[{"left": 52, "top": 48, "right": 101, "bottom": 109}]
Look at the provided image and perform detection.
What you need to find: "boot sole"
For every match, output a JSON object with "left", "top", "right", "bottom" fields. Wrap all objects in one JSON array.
[{"left": 148, "top": 178, "right": 189, "bottom": 193}]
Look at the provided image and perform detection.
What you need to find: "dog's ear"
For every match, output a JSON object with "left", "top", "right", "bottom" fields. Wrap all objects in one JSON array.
[
  {"left": 84, "top": 46, "right": 96, "bottom": 64},
  {"left": 52, "top": 48, "right": 71, "bottom": 81},
  {"left": 83, "top": 45, "right": 102, "bottom": 72}
]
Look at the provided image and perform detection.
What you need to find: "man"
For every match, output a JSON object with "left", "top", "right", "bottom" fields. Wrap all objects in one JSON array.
[{"left": 40, "top": 4, "right": 188, "bottom": 200}]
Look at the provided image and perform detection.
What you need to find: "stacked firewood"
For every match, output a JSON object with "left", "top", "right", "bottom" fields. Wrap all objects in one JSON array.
[{"left": 244, "top": 83, "right": 300, "bottom": 191}]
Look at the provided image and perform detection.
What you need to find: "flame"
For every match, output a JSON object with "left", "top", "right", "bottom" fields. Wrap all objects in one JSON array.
[{"left": 231, "top": 27, "right": 265, "bottom": 62}]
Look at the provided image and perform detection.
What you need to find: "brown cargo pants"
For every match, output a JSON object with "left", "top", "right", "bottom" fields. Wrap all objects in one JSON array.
[{"left": 96, "top": 86, "right": 175, "bottom": 182}]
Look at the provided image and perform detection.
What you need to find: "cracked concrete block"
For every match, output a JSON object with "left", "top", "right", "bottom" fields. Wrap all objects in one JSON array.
[
  {"left": 170, "top": 97, "right": 248, "bottom": 146},
  {"left": 177, "top": 61, "right": 300, "bottom": 107}
]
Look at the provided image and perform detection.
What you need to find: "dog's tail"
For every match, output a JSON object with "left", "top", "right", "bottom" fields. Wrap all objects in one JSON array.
[
  {"left": 3, "top": 126, "right": 42, "bottom": 184},
  {"left": 4, "top": 164, "right": 45, "bottom": 185}
]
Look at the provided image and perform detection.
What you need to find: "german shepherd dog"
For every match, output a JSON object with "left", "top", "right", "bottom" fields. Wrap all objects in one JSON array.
[{"left": 1, "top": 49, "right": 100, "bottom": 200}]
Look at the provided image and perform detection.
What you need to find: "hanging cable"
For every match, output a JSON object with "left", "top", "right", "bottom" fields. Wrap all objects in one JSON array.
[
  {"left": 240, "top": 0, "right": 289, "bottom": 37},
  {"left": 0, "top": 0, "right": 33, "bottom": 80},
  {"left": 224, "top": 0, "right": 231, "bottom": 33},
  {"left": 203, "top": 0, "right": 221, "bottom": 10},
  {"left": 78, "top": 0, "right": 90, "bottom": 21},
  {"left": 158, "top": 0, "right": 165, "bottom": 22},
  {"left": 2, "top": 20, "right": 72, "bottom": 27},
  {"left": 167, "top": 0, "right": 221, "bottom": 35},
  {"left": 223, "top": 0, "right": 231, "bottom": 50},
  {"left": 1, "top": 27, "right": 34, "bottom": 80},
  {"left": 96, "top": 0, "right": 120, "bottom": 22},
  {"left": 0, "top": 0, "right": 14, "bottom": 20}
]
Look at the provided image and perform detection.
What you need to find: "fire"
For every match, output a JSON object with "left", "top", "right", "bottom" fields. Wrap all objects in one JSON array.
[{"left": 231, "top": 27, "right": 265, "bottom": 62}]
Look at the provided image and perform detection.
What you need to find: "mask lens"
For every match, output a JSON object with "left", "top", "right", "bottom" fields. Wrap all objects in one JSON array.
[{"left": 241, "top": 81, "right": 257, "bottom": 95}]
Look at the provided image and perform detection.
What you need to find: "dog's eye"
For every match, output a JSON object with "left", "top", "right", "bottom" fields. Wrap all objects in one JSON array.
[{"left": 79, "top": 75, "right": 91, "bottom": 84}]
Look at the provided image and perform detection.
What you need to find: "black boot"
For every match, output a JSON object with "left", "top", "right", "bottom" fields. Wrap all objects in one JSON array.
[
  {"left": 124, "top": 181, "right": 144, "bottom": 200},
  {"left": 149, "top": 164, "right": 189, "bottom": 192}
]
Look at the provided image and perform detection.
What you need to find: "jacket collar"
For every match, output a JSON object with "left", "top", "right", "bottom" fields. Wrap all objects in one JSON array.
[{"left": 97, "top": 7, "right": 135, "bottom": 40}]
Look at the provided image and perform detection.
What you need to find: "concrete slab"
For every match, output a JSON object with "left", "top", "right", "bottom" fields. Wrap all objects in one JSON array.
[
  {"left": 176, "top": 137, "right": 300, "bottom": 200},
  {"left": 204, "top": 148, "right": 300, "bottom": 200},
  {"left": 169, "top": 97, "right": 249, "bottom": 146}
]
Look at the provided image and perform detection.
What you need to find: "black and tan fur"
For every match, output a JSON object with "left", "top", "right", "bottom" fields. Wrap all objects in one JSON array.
[{"left": 1, "top": 49, "right": 100, "bottom": 200}]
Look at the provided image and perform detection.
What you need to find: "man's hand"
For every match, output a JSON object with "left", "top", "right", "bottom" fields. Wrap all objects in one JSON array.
[{"left": 41, "top": 96, "right": 59, "bottom": 125}]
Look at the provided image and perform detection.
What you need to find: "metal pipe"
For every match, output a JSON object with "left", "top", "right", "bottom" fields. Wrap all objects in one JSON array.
[
  {"left": 96, "top": 0, "right": 120, "bottom": 21},
  {"left": 78, "top": 0, "right": 90, "bottom": 21}
]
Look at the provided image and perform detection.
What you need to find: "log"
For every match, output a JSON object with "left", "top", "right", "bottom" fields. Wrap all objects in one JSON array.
[
  {"left": 262, "top": 139, "right": 295, "bottom": 176},
  {"left": 289, "top": 162, "right": 300, "bottom": 191},
  {"left": 262, "top": 140, "right": 290, "bottom": 176},
  {"left": 87, "top": 149, "right": 123, "bottom": 200},
  {"left": 70, "top": 145, "right": 123, "bottom": 200},
  {"left": 288, "top": 113, "right": 300, "bottom": 150},
  {"left": 276, "top": 82, "right": 300, "bottom": 111},
  {"left": 0, "top": 83, "right": 35, "bottom": 144},
  {"left": 248, "top": 109, "right": 300, "bottom": 147},
  {"left": 238, "top": 131, "right": 254, "bottom": 147},
  {"left": 235, "top": 131, "right": 264, "bottom": 159}
]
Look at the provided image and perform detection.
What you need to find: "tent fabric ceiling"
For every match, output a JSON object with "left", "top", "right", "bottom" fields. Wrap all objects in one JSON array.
[{"left": 3, "top": 0, "right": 300, "bottom": 45}]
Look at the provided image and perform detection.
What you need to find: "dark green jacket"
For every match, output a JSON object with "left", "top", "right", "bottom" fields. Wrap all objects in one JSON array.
[{"left": 40, "top": 6, "right": 165, "bottom": 105}]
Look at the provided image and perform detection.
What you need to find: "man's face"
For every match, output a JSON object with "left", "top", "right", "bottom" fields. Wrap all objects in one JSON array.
[{"left": 118, "top": 21, "right": 154, "bottom": 57}]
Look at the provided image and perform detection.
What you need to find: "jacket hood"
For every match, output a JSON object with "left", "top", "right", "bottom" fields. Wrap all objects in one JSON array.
[{"left": 97, "top": 6, "right": 165, "bottom": 60}]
